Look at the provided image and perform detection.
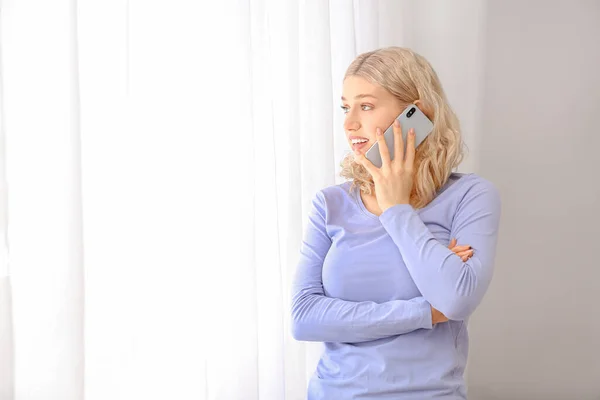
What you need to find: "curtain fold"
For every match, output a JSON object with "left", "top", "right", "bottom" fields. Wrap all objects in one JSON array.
[
  {"left": 1, "top": 5, "right": 15, "bottom": 398},
  {"left": 1, "top": 1, "right": 84, "bottom": 399},
  {"left": 0, "top": 1, "right": 486, "bottom": 399}
]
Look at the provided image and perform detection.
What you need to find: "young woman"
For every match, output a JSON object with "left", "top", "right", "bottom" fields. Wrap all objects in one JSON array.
[{"left": 291, "top": 47, "right": 501, "bottom": 399}]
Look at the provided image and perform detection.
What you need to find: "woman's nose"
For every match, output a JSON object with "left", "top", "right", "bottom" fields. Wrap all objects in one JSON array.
[{"left": 344, "top": 117, "right": 360, "bottom": 132}]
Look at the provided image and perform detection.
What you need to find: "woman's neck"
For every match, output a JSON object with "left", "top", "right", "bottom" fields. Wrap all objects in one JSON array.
[{"left": 360, "top": 190, "right": 383, "bottom": 216}]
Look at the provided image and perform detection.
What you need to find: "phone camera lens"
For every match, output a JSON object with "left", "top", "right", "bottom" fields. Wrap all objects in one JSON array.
[{"left": 407, "top": 107, "right": 415, "bottom": 118}]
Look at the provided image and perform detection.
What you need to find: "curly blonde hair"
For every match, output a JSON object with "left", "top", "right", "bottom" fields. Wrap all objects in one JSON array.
[{"left": 340, "top": 47, "right": 466, "bottom": 209}]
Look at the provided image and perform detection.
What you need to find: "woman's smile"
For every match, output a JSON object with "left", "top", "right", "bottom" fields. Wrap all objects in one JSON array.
[
  {"left": 351, "top": 140, "right": 370, "bottom": 152},
  {"left": 349, "top": 135, "right": 372, "bottom": 152}
]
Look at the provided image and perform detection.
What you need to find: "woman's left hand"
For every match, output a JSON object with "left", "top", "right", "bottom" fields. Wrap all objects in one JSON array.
[{"left": 355, "top": 120, "right": 416, "bottom": 213}]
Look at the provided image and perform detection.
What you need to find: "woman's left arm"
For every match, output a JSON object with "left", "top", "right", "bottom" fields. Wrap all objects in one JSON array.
[
  {"left": 354, "top": 121, "right": 502, "bottom": 321},
  {"left": 378, "top": 180, "right": 501, "bottom": 321}
]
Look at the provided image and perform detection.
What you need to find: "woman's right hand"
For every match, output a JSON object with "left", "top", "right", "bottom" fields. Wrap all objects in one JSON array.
[
  {"left": 448, "top": 238, "right": 474, "bottom": 262},
  {"left": 431, "top": 238, "right": 474, "bottom": 324}
]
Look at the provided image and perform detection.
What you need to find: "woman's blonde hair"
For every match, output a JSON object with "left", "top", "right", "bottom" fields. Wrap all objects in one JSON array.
[{"left": 340, "top": 46, "right": 466, "bottom": 209}]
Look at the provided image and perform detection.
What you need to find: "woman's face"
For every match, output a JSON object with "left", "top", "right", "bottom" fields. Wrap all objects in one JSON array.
[{"left": 341, "top": 75, "right": 405, "bottom": 156}]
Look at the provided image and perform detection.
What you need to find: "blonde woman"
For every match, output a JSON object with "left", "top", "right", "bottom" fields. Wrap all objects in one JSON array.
[{"left": 291, "top": 47, "right": 501, "bottom": 399}]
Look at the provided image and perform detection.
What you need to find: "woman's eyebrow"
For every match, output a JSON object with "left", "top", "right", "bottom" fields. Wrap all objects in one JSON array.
[{"left": 341, "top": 94, "right": 378, "bottom": 101}]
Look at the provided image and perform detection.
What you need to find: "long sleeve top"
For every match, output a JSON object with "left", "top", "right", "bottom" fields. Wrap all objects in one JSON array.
[{"left": 291, "top": 172, "right": 501, "bottom": 399}]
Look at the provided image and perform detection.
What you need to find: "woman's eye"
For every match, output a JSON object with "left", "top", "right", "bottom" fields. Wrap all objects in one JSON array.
[{"left": 340, "top": 105, "right": 373, "bottom": 114}]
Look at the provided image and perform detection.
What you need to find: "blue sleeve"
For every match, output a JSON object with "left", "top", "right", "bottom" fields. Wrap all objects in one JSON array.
[
  {"left": 290, "top": 190, "right": 433, "bottom": 343},
  {"left": 378, "top": 179, "right": 502, "bottom": 321}
]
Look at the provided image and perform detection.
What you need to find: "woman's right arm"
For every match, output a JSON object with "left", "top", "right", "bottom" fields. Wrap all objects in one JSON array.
[{"left": 290, "top": 190, "right": 433, "bottom": 343}]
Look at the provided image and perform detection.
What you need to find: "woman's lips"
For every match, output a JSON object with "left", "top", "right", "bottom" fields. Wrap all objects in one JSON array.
[{"left": 352, "top": 141, "right": 370, "bottom": 152}]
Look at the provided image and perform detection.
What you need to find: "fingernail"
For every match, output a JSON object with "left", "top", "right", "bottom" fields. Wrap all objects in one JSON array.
[
  {"left": 394, "top": 119, "right": 400, "bottom": 127},
  {"left": 410, "top": 129, "right": 415, "bottom": 136},
  {"left": 377, "top": 128, "right": 382, "bottom": 136}
]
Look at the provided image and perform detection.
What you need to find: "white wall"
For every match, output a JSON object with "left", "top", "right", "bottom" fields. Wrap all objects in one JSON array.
[{"left": 467, "top": 1, "right": 600, "bottom": 399}]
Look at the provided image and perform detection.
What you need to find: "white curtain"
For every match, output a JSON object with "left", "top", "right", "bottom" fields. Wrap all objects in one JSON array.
[{"left": 0, "top": 0, "right": 486, "bottom": 399}]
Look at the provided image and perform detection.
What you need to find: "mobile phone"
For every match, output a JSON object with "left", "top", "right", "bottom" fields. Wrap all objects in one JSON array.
[{"left": 365, "top": 104, "right": 434, "bottom": 168}]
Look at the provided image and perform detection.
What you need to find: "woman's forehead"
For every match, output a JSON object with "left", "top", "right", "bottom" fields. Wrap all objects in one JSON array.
[{"left": 342, "top": 76, "right": 390, "bottom": 101}]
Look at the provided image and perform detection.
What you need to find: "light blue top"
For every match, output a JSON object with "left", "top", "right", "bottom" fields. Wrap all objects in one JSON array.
[{"left": 291, "top": 173, "right": 501, "bottom": 399}]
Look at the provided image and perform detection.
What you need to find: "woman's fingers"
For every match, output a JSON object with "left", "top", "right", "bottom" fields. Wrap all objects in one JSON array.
[
  {"left": 456, "top": 249, "right": 474, "bottom": 257},
  {"left": 449, "top": 238, "right": 473, "bottom": 261},
  {"left": 457, "top": 250, "right": 474, "bottom": 263},
  {"left": 404, "top": 128, "right": 416, "bottom": 168},
  {"left": 449, "top": 239, "right": 473, "bottom": 258},
  {"left": 376, "top": 127, "right": 391, "bottom": 167},
  {"left": 451, "top": 245, "right": 471, "bottom": 252},
  {"left": 355, "top": 153, "right": 378, "bottom": 177},
  {"left": 393, "top": 119, "right": 404, "bottom": 164}
]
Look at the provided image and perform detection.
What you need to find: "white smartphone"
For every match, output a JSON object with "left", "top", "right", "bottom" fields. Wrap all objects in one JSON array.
[{"left": 365, "top": 104, "right": 434, "bottom": 168}]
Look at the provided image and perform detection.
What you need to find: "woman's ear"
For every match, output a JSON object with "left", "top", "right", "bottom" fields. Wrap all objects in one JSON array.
[{"left": 413, "top": 99, "right": 433, "bottom": 120}]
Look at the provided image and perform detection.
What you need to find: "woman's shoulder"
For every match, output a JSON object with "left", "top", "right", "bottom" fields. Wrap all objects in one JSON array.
[
  {"left": 312, "top": 174, "right": 500, "bottom": 211},
  {"left": 309, "top": 181, "right": 357, "bottom": 213},
  {"left": 450, "top": 172, "right": 501, "bottom": 212},
  {"left": 315, "top": 180, "right": 354, "bottom": 203},
  {"left": 453, "top": 172, "right": 500, "bottom": 197}
]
